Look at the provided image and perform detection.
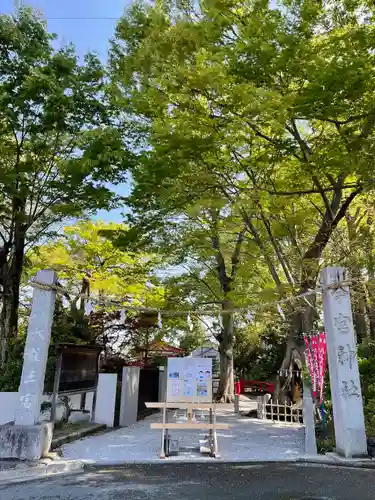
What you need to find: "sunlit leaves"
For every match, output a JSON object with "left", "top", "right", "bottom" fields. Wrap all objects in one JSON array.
[{"left": 27, "top": 220, "right": 164, "bottom": 307}]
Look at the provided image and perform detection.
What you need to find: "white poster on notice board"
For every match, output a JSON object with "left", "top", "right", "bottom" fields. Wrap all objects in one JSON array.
[{"left": 166, "top": 357, "right": 212, "bottom": 402}]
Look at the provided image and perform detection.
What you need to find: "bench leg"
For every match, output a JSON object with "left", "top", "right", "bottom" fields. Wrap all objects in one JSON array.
[
  {"left": 208, "top": 408, "right": 214, "bottom": 456},
  {"left": 212, "top": 408, "right": 219, "bottom": 458},
  {"left": 160, "top": 405, "right": 166, "bottom": 459}
]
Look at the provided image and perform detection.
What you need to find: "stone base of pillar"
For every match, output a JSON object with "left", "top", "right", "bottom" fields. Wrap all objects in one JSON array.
[
  {"left": 302, "top": 391, "right": 317, "bottom": 455},
  {"left": 335, "top": 431, "right": 368, "bottom": 458},
  {"left": 0, "top": 422, "right": 53, "bottom": 460}
]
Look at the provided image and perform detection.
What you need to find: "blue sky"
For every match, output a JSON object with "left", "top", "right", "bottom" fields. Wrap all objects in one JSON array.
[
  {"left": 1, "top": 0, "right": 132, "bottom": 222},
  {"left": 1, "top": 0, "right": 128, "bottom": 59}
]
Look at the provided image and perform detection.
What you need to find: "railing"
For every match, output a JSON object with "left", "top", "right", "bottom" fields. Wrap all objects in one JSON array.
[
  {"left": 257, "top": 395, "right": 303, "bottom": 425},
  {"left": 236, "top": 379, "right": 275, "bottom": 395}
]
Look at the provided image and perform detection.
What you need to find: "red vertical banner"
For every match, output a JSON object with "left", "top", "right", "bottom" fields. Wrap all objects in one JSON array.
[
  {"left": 310, "top": 335, "right": 319, "bottom": 398},
  {"left": 304, "top": 333, "right": 327, "bottom": 402},
  {"left": 304, "top": 335, "right": 316, "bottom": 398},
  {"left": 318, "top": 332, "right": 327, "bottom": 403}
]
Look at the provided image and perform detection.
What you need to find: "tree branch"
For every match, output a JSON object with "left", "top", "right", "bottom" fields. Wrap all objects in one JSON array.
[
  {"left": 286, "top": 119, "right": 312, "bottom": 160},
  {"left": 257, "top": 205, "right": 295, "bottom": 286},
  {"left": 241, "top": 210, "right": 282, "bottom": 290},
  {"left": 264, "top": 183, "right": 359, "bottom": 196},
  {"left": 209, "top": 209, "right": 230, "bottom": 295},
  {"left": 303, "top": 187, "right": 361, "bottom": 263},
  {"left": 230, "top": 227, "right": 246, "bottom": 281},
  {"left": 180, "top": 264, "right": 220, "bottom": 300}
]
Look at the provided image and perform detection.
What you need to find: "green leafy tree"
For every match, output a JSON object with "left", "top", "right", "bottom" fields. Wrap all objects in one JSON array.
[
  {"left": 28, "top": 220, "right": 160, "bottom": 305},
  {"left": 0, "top": 9, "right": 130, "bottom": 364},
  {"left": 109, "top": 0, "right": 375, "bottom": 399},
  {"left": 234, "top": 320, "right": 287, "bottom": 381},
  {"left": 179, "top": 326, "right": 207, "bottom": 355},
  {"left": 27, "top": 220, "right": 165, "bottom": 356}
]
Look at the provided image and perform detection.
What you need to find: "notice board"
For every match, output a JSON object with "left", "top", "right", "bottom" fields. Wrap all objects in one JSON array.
[
  {"left": 167, "top": 357, "right": 212, "bottom": 402},
  {"left": 56, "top": 343, "right": 101, "bottom": 394}
]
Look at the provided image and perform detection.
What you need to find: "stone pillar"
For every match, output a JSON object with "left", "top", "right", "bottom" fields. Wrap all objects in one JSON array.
[
  {"left": 14, "top": 270, "right": 58, "bottom": 425},
  {"left": 321, "top": 267, "right": 367, "bottom": 457},
  {"left": 234, "top": 393, "right": 240, "bottom": 414},
  {"left": 302, "top": 388, "right": 317, "bottom": 455},
  {"left": 119, "top": 366, "right": 140, "bottom": 426},
  {"left": 0, "top": 270, "right": 57, "bottom": 460},
  {"left": 158, "top": 366, "right": 167, "bottom": 402},
  {"left": 94, "top": 373, "right": 118, "bottom": 427}
]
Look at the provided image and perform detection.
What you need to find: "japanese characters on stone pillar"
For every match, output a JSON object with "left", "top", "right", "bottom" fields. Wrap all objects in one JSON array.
[
  {"left": 320, "top": 267, "right": 367, "bottom": 457},
  {"left": 14, "top": 270, "right": 58, "bottom": 426}
]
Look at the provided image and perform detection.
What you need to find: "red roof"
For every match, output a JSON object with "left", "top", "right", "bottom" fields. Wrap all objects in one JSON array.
[{"left": 147, "top": 341, "right": 184, "bottom": 355}]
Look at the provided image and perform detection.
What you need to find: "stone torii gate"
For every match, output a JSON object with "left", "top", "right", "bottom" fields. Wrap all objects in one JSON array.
[{"left": 0, "top": 267, "right": 369, "bottom": 460}]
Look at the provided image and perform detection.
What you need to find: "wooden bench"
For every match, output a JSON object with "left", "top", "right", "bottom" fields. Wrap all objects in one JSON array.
[{"left": 146, "top": 402, "right": 232, "bottom": 458}]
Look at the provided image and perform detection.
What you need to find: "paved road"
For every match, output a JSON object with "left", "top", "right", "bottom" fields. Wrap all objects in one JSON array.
[{"left": 1, "top": 463, "right": 374, "bottom": 500}]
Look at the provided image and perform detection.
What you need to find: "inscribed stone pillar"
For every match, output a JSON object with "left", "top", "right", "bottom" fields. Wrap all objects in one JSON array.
[
  {"left": 320, "top": 267, "right": 367, "bottom": 457},
  {"left": 14, "top": 270, "right": 58, "bottom": 426}
]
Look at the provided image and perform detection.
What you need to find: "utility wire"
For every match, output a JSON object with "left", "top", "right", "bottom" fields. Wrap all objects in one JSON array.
[
  {"left": 29, "top": 277, "right": 354, "bottom": 317},
  {"left": 42, "top": 17, "right": 121, "bottom": 20}
]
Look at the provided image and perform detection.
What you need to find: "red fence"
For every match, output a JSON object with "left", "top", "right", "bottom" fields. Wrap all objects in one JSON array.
[{"left": 235, "top": 379, "right": 275, "bottom": 395}]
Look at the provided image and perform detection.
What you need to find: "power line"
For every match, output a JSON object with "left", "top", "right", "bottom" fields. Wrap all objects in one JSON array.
[
  {"left": 45, "top": 17, "right": 121, "bottom": 20},
  {"left": 29, "top": 277, "right": 353, "bottom": 317},
  {"left": 12, "top": 6, "right": 122, "bottom": 21}
]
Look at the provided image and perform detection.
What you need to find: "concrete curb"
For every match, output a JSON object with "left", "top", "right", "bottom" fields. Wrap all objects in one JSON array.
[
  {"left": 51, "top": 424, "right": 106, "bottom": 450},
  {"left": 2, "top": 454, "right": 373, "bottom": 486},
  {"left": 295, "top": 454, "right": 375, "bottom": 469},
  {"left": 0, "top": 459, "right": 84, "bottom": 486},
  {"left": 77, "top": 454, "right": 375, "bottom": 469}
]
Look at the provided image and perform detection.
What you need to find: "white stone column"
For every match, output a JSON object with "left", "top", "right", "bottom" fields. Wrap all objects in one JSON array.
[
  {"left": 94, "top": 373, "right": 118, "bottom": 427},
  {"left": 320, "top": 267, "right": 367, "bottom": 457},
  {"left": 14, "top": 270, "right": 58, "bottom": 426}
]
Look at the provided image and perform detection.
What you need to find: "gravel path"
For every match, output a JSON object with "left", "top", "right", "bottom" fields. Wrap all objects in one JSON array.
[{"left": 62, "top": 407, "right": 305, "bottom": 463}]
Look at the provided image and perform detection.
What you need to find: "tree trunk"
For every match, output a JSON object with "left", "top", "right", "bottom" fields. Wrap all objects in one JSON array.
[
  {"left": 365, "top": 229, "right": 375, "bottom": 340},
  {"left": 0, "top": 202, "right": 27, "bottom": 366},
  {"left": 0, "top": 240, "right": 12, "bottom": 366},
  {"left": 277, "top": 276, "right": 317, "bottom": 402},
  {"left": 216, "top": 304, "right": 234, "bottom": 402},
  {"left": 353, "top": 285, "right": 367, "bottom": 343},
  {"left": 0, "top": 249, "right": 25, "bottom": 366},
  {"left": 278, "top": 183, "right": 360, "bottom": 398},
  {"left": 366, "top": 279, "right": 375, "bottom": 340},
  {"left": 0, "top": 274, "right": 11, "bottom": 367}
]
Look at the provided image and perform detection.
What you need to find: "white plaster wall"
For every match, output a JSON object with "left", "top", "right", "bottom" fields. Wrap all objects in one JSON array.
[
  {"left": 95, "top": 373, "right": 117, "bottom": 427},
  {"left": 0, "top": 392, "right": 19, "bottom": 424}
]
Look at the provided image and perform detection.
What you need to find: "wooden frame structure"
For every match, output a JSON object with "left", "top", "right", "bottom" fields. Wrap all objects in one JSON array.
[
  {"left": 50, "top": 343, "right": 101, "bottom": 423},
  {"left": 146, "top": 402, "right": 232, "bottom": 458},
  {"left": 257, "top": 396, "right": 303, "bottom": 424}
]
